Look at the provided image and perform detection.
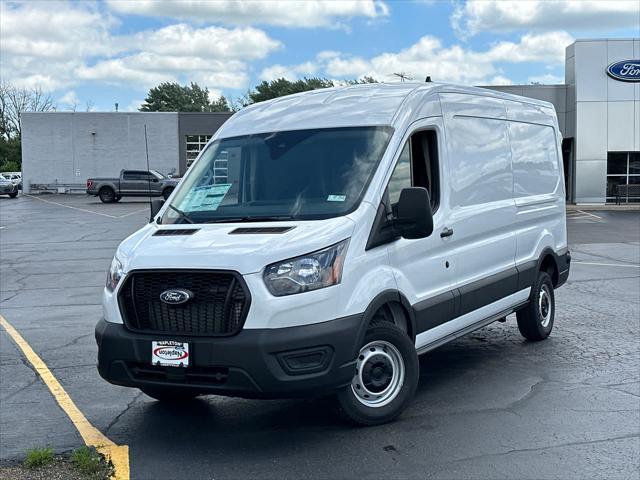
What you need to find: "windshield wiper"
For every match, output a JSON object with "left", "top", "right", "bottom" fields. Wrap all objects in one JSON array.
[
  {"left": 205, "top": 215, "right": 295, "bottom": 224},
  {"left": 167, "top": 204, "right": 195, "bottom": 224}
]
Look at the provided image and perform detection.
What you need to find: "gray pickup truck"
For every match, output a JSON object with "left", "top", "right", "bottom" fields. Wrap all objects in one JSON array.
[{"left": 86, "top": 169, "right": 179, "bottom": 203}]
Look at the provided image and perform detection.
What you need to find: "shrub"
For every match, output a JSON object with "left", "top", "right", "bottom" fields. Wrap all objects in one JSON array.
[
  {"left": 0, "top": 160, "right": 20, "bottom": 173},
  {"left": 71, "top": 446, "right": 103, "bottom": 476},
  {"left": 24, "top": 447, "right": 54, "bottom": 468}
]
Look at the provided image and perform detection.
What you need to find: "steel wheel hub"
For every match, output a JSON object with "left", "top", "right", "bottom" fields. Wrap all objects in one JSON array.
[
  {"left": 539, "top": 284, "right": 552, "bottom": 328},
  {"left": 351, "top": 340, "right": 405, "bottom": 408}
]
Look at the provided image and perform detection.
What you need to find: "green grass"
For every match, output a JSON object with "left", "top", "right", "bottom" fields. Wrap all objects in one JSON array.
[
  {"left": 71, "top": 446, "right": 103, "bottom": 476},
  {"left": 23, "top": 447, "right": 54, "bottom": 469}
]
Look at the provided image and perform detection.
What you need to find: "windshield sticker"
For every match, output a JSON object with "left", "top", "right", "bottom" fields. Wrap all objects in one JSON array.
[
  {"left": 327, "top": 194, "right": 346, "bottom": 202},
  {"left": 180, "top": 184, "right": 232, "bottom": 212}
]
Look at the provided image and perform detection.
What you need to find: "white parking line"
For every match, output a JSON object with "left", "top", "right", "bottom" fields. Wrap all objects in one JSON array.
[
  {"left": 573, "top": 261, "right": 640, "bottom": 268},
  {"left": 574, "top": 210, "right": 602, "bottom": 219},
  {"left": 24, "top": 194, "right": 148, "bottom": 219},
  {"left": 118, "top": 208, "right": 149, "bottom": 218},
  {"left": 25, "top": 194, "right": 118, "bottom": 218}
]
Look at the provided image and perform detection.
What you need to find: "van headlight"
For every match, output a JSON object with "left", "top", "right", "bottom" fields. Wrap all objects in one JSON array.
[
  {"left": 263, "top": 239, "right": 349, "bottom": 296},
  {"left": 106, "top": 254, "right": 124, "bottom": 292}
]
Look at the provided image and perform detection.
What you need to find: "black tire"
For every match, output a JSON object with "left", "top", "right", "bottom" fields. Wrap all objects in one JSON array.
[
  {"left": 517, "top": 271, "right": 555, "bottom": 341},
  {"left": 8, "top": 192, "right": 17, "bottom": 198},
  {"left": 139, "top": 386, "right": 201, "bottom": 402},
  {"left": 337, "top": 323, "right": 419, "bottom": 426},
  {"left": 162, "top": 187, "right": 174, "bottom": 200},
  {"left": 99, "top": 187, "right": 116, "bottom": 203}
]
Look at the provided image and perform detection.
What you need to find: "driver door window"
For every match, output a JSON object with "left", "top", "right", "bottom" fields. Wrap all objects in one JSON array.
[{"left": 387, "top": 130, "right": 439, "bottom": 211}]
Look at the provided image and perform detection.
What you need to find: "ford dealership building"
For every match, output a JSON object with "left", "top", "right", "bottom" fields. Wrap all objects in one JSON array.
[{"left": 20, "top": 38, "right": 640, "bottom": 203}]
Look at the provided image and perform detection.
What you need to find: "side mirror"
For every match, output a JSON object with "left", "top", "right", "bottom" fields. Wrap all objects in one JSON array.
[
  {"left": 150, "top": 198, "right": 164, "bottom": 222},
  {"left": 395, "top": 187, "right": 434, "bottom": 239}
]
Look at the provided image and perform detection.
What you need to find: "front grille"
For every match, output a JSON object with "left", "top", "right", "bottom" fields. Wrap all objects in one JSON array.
[{"left": 119, "top": 270, "right": 250, "bottom": 336}]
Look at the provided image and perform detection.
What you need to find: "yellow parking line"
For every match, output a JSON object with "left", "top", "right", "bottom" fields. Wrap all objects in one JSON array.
[{"left": 0, "top": 314, "right": 129, "bottom": 480}]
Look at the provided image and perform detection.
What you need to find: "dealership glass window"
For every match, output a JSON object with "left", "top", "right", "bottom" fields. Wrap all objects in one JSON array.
[
  {"left": 606, "top": 152, "right": 640, "bottom": 203},
  {"left": 186, "top": 135, "right": 212, "bottom": 167}
]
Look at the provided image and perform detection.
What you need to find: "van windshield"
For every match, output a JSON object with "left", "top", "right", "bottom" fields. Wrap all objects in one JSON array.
[{"left": 161, "top": 126, "right": 393, "bottom": 224}]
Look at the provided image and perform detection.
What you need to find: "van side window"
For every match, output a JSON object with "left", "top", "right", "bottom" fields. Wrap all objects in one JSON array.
[
  {"left": 387, "top": 130, "right": 439, "bottom": 210},
  {"left": 387, "top": 142, "right": 411, "bottom": 205}
]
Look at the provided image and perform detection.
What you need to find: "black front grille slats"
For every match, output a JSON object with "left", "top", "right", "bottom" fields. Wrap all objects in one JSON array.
[{"left": 119, "top": 270, "right": 250, "bottom": 336}]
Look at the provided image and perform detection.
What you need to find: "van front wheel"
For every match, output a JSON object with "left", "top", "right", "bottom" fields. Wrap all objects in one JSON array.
[
  {"left": 337, "top": 324, "right": 418, "bottom": 426},
  {"left": 517, "top": 271, "right": 555, "bottom": 341}
]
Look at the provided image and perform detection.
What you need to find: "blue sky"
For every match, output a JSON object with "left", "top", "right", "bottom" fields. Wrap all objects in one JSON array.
[{"left": 1, "top": 0, "right": 639, "bottom": 111}]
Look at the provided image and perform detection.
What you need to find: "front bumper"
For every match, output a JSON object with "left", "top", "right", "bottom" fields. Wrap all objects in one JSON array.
[
  {"left": 0, "top": 186, "right": 16, "bottom": 194},
  {"left": 95, "top": 314, "right": 363, "bottom": 398}
]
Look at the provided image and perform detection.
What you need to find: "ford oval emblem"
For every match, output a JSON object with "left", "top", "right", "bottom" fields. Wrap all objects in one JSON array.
[
  {"left": 159, "top": 289, "right": 193, "bottom": 305},
  {"left": 607, "top": 60, "right": 640, "bottom": 82}
]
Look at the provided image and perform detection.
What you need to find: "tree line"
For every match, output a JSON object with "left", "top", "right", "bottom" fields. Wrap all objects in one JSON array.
[
  {"left": 0, "top": 76, "right": 378, "bottom": 169},
  {"left": 139, "top": 76, "right": 378, "bottom": 112},
  {"left": 0, "top": 83, "right": 57, "bottom": 172}
]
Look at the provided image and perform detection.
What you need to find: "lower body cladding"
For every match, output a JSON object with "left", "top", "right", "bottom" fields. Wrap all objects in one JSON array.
[{"left": 95, "top": 314, "right": 363, "bottom": 399}]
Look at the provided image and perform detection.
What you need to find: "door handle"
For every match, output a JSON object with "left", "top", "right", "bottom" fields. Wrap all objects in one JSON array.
[{"left": 440, "top": 227, "right": 454, "bottom": 238}]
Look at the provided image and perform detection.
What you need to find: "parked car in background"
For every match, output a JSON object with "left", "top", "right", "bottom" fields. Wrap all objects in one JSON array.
[
  {"left": 0, "top": 177, "right": 19, "bottom": 198},
  {"left": 1, "top": 172, "right": 22, "bottom": 190},
  {"left": 86, "top": 169, "right": 180, "bottom": 203}
]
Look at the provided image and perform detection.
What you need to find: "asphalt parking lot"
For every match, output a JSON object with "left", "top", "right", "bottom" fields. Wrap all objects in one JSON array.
[{"left": 1, "top": 194, "right": 639, "bottom": 479}]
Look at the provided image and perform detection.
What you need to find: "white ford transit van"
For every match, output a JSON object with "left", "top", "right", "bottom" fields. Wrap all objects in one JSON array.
[{"left": 96, "top": 83, "right": 570, "bottom": 425}]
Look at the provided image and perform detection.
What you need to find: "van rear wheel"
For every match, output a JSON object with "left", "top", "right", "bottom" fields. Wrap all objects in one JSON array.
[
  {"left": 517, "top": 271, "right": 555, "bottom": 341},
  {"left": 337, "top": 324, "right": 418, "bottom": 426},
  {"left": 140, "top": 386, "right": 201, "bottom": 402}
]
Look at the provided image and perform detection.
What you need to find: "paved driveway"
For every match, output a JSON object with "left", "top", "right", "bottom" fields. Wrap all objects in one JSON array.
[{"left": 1, "top": 194, "right": 638, "bottom": 479}]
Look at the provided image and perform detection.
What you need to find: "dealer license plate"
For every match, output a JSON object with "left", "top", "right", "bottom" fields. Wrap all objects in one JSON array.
[{"left": 151, "top": 341, "right": 189, "bottom": 367}]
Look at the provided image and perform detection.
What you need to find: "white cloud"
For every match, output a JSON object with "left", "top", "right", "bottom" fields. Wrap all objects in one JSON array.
[
  {"left": 77, "top": 24, "right": 280, "bottom": 90},
  {"left": 260, "top": 62, "right": 319, "bottom": 81},
  {"left": 58, "top": 91, "right": 80, "bottom": 109},
  {"left": 528, "top": 73, "right": 564, "bottom": 84},
  {"left": 452, "top": 0, "right": 640, "bottom": 37},
  {"left": 0, "top": 2, "right": 281, "bottom": 93},
  {"left": 106, "top": 0, "right": 389, "bottom": 28},
  {"left": 0, "top": 2, "right": 119, "bottom": 60},
  {"left": 489, "top": 76, "right": 513, "bottom": 86},
  {"left": 131, "top": 24, "right": 281, "bottom": 60},
  {"left": 125, "top": 99, "right": 145, "bottom": 112},
  {"left": 483, "top": 31, "right": 574, "bottom": 64},
  {"left": 292, "top": 31, "right": 571, "bottom": 85},
  {"left": 0, "top": 1, "right": 120, "bottom": 90}
]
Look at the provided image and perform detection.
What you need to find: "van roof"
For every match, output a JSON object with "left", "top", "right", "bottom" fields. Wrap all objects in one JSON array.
[{"left": 217, "top": 82, "right": 556, "bottom": 137}]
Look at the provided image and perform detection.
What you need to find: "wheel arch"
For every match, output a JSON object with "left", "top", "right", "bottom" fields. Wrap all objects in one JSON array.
[
  {"left": 536, "top": 247, "right": 560, "bottom": 287},
  {"left": 354, "top": 290, "right": 416, "bottom": 356}
]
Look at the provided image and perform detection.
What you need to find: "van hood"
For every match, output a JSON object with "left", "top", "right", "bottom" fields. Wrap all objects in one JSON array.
[{"left": 117, "top": 216, "right": 356, "bottom": 275}]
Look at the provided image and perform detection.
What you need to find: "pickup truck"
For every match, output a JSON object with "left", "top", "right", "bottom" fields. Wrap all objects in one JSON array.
[{"left": 86, "top": 169, "right": 180, "bottom": 203}]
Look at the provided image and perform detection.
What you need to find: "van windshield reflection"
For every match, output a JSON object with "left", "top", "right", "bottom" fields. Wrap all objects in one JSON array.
[{"left": 161, "top": 126, "right": 393, "bottom": 224}]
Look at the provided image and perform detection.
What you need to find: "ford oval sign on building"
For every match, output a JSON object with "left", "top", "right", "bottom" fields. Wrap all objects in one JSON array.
[{"left": 606, "top": 60, "right": 640, "bottom": 82}]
